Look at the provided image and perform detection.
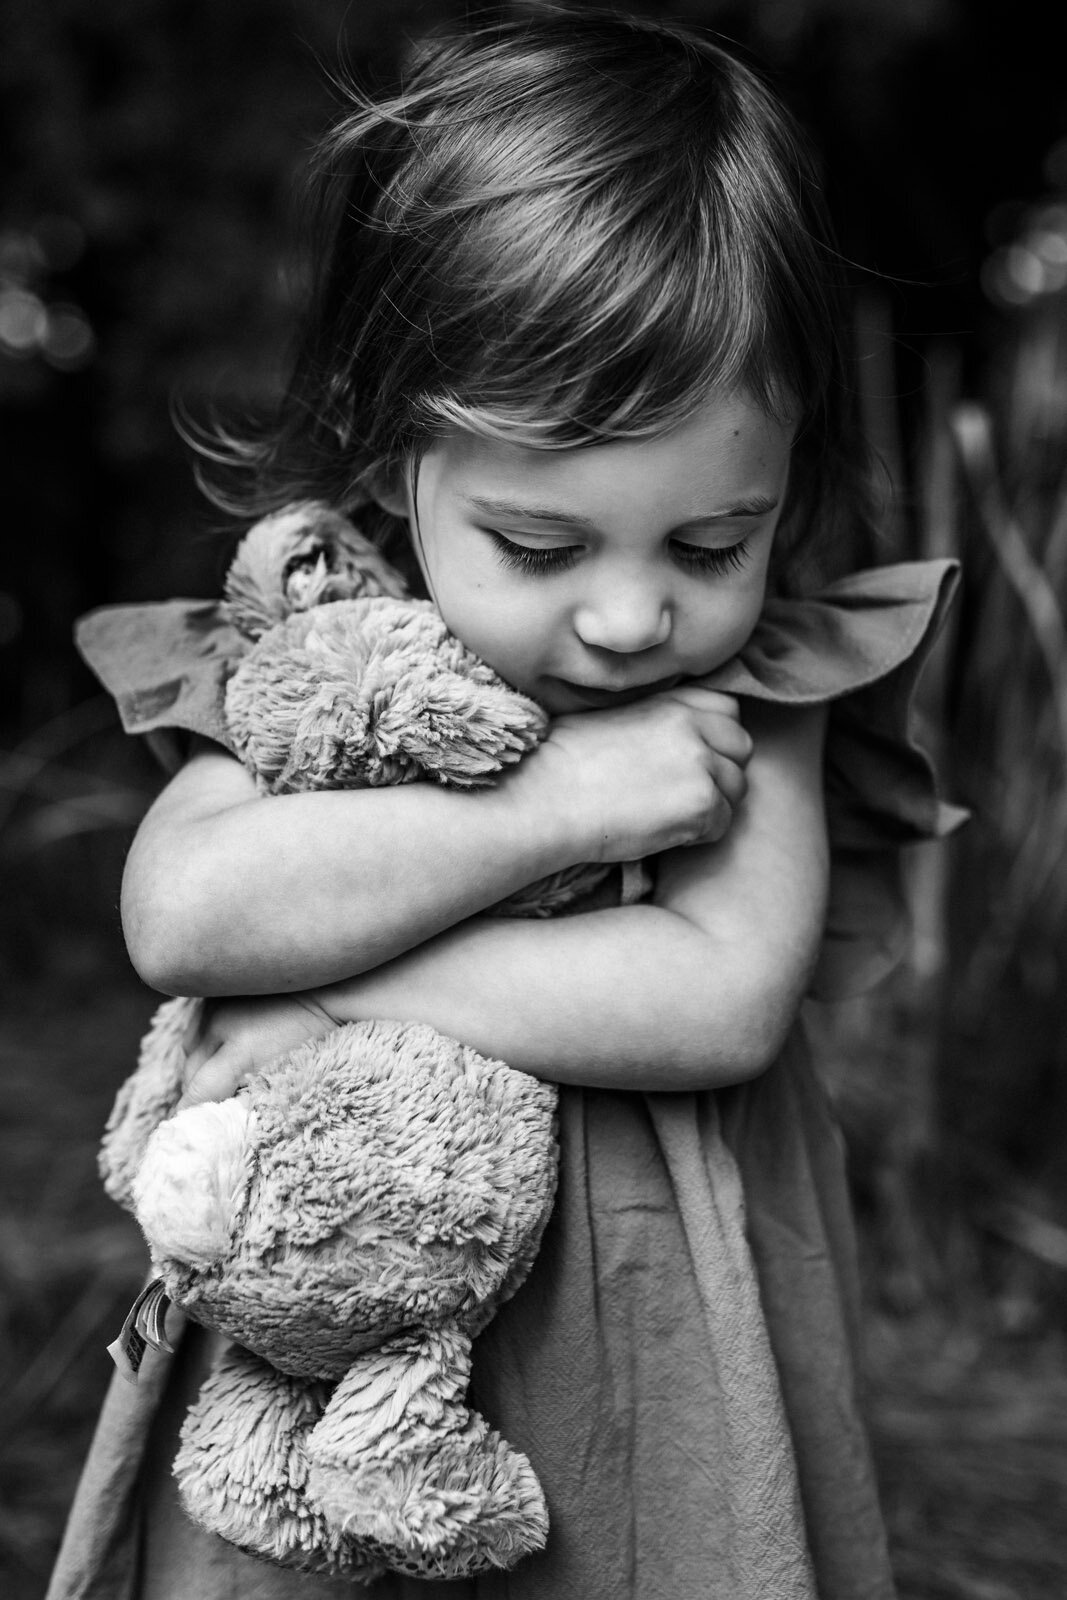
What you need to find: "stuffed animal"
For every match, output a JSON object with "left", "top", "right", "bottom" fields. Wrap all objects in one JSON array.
[{"left": 99, "top": 503, "right": 610, "bottom": 1581}]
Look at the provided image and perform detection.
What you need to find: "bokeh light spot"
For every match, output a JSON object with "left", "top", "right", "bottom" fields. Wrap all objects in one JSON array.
[
  {"left": 1005, "top": 245, "right": 1046, "bottom": 297},
  {"left": 42, "top": 304, "right": 95, "bottom": 370},
  {"left": 0, "top": 288, "right": 49, "bottom": 354}
]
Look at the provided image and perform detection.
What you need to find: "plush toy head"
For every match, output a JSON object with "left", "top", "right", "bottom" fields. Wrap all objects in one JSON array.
[
  {"left": 220, "top": 502, "right": 550, "bottom": 794},
  {"left": 133, "top": 1021, "right": 558, "bottom": 1377},
  {"left": 225, "top": 599, "right": 550, "bottom": 795}
]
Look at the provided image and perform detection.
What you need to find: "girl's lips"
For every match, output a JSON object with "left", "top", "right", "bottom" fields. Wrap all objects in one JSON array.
[{"left": 552, "top": 674, "right": 681, "bottom": 709}]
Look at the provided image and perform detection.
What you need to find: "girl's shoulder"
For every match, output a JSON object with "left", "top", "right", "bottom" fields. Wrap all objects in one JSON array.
[
  {"left": 75, "top": 598, "right": 244, "bottom": 771},
  {"left": 702, "top": 558, "right": 967, "bottom": 1000}
]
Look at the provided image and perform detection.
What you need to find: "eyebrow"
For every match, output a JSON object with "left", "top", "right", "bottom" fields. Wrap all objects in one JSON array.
[{"left": 466, "top": 494, "right": 779, "bottom": 528}]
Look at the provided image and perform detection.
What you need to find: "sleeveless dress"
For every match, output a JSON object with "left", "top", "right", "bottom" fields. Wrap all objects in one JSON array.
[{"left": 49, "top": 560, "right": 965, "bottom": 1600}]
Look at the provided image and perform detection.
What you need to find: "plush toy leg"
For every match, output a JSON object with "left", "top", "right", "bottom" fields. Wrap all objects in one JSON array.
[
  {"left": 306, "top": 1323, "right": 548, "bottom": 1580},
  {"left": 175, "top": 1342, "right": 382, "bottom": 1582}
]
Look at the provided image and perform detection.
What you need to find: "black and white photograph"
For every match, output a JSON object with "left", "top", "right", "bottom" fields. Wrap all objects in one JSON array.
[{"left": 2, "top": 3, "right": 1066, "bottom": 1597}]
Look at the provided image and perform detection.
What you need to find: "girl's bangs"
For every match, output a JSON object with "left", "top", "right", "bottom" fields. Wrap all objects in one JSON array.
[{"left": 409, "top": 251, "right": 799, "bottom": 451}]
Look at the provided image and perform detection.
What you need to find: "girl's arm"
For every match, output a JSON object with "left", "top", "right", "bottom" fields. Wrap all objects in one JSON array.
[
  {"left": 181, "top": 702, "right": 827, "bottom": 1100},
  {"left": 321, "top": 701, "right": 827, "bottom": 1087},
  {"left": 121, "top": 688, "right": 750, "bottom": 996}
]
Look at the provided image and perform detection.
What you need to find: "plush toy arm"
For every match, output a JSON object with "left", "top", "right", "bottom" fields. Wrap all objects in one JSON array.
[
  {"left": 176, "top": 1342, "right": 384, "bottom": 1582},
  {"left": 99, "top": 996, "right": 202, "bottom": 1211},
  {"left": 307, "top": 1322, "right": 547, "bottom": 1580}
]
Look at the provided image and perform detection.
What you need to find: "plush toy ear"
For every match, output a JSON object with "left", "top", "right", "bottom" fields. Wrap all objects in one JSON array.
[
  {"left": 223, "top": 502, "right": 408, "bottom": 640},
  {"left": 132, "top": 1098, "right": 255, "bottom": 1270}
]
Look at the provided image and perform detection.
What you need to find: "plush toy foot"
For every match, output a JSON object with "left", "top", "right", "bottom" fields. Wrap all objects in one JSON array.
[
  {"left": 307, "top": 1323, "right": 548, "bottom": 1580},
  {"left": 175, "top": 1342, "right": 383, "bottom": 1582}
]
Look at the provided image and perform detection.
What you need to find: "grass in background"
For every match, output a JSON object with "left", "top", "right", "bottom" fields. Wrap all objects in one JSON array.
[
  {"left": 0, "top": 716, "right": 155, "bottom": 1599},
  {"left": 830, "top": 247, "right": 1067, "bottom": 1590},
  {"left": 0, "top": 983, "right": 149, "bottom": 1599}
]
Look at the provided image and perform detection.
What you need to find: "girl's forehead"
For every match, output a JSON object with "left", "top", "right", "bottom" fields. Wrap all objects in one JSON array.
[{"left": 428, "top": 392, "right": 796, "bottom": 510}]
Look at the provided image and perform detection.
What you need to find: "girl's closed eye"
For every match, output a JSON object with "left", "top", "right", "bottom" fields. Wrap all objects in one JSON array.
[
  {"left": 670, "top": 538, "right": 751, "bottom": 576},
  {"left": 485, "top": 531, "right": 580, "bottom": 574},
  {"left": 485, "top": 528, "right": 751, "bottom": 578}
]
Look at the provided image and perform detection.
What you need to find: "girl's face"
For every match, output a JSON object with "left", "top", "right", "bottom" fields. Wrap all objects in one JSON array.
[{"left": 387, "top": 391, "right": 794, "bottom": 714}]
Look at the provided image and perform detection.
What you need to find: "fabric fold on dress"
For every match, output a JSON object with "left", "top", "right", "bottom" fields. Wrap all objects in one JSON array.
[
  {"left": 702, "top": 559, "right": 967, "bottom": 1001},
  {"left": 46, "top": 1341, "right": 177, "bottom": 1600},
  {"left": 706, "top": 558, "right": 965, "bottom": 843},
  {"left": 75, "top": 600, "right": 243, "bottom": 770}
]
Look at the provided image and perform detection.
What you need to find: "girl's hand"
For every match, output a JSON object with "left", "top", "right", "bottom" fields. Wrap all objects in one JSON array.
[
  {"left": 177, "top": 992, "right": 338, "bottom": 1110},
  {"left": 514, "top": 686, "right": 753, "bottom": 864}
]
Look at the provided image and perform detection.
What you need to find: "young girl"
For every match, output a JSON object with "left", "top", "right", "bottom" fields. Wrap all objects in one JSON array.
[{"left": 51, "top": 11, "right": 961, "bottom": 1599}]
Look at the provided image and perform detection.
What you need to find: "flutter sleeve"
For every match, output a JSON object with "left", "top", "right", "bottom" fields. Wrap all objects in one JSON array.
[
  {"left": 75, "top": 600, "right": 246, "bottom": 772},
  {"left": 702, "top": 559, "right": 968, "bottom": 1000}
]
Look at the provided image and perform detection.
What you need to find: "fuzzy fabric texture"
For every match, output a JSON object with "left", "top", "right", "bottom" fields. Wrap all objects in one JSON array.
[
  {"left": 306, "top": 1326, "right": 550, "bottom": 1579},
  {"left": 225, "top": 599, "right": 550, "bottom": 795},
  {"left": 132, "top": 1092, "right": 254, "bottom": 1270},
  {"left": 142, "top": 1022, "right": 559, "bottom": 1377},
  {"left": 174, "top": 1342, "right": 383, "bottom": 1582},
  {"left": 99, "top": 995, "right": 200, "bottom": 1212},
  {"left": 221, "top": 502, "right": 408, "bottom": 640},
  {"left": 97, "top": 502, "right": 590, "bottom": 1579}
]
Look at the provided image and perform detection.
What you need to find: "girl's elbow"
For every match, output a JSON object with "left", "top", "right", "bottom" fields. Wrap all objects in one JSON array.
[
  {"left": 713, "top": 926, "right": 824, "bottom": 1084},
  {"left": 682, "top": 1024, "right": 784, "bottom": 1090},
  {"left": 120, "top": 853, "right": 219, "bottom": 996},
  {"left": 122, "top": 899, "right": 201, "bottom": 997},
  {"left": 675, "top": 972, "right": 806, "bottom": 1089},
  {"left": 728, "top": 1009, "right": 795, "bottom": 1083}
]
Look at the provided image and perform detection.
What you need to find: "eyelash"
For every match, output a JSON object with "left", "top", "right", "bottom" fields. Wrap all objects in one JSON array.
[{"left": 486, "top": 531, "right": 751, "bottom": 577}]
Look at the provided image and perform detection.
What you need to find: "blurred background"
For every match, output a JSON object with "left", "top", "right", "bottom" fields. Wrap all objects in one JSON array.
[{"left": 2, "top": 1, "right": 1067, "bottom": 1594}]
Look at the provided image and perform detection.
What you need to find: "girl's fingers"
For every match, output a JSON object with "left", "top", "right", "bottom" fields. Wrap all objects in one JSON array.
[
  {"left": 181, "top": 1008, "right": 204, "bottom": 1054},
  {"left": 174, "top": 994, "right": 339, "bottom": 1114},
  {"left": 663, "top": 686, "right": 741, "bottom": 719},
  {"left": 175, "top": 1046, "right": 249, "bottom": 1112},
  {"left": 660, "top": 688, "right": 753, "bottom": 764},
  {"left": 709, "top": 753, "right": 748, "bottom": 810},
  {"left": 703, "top": 717, "right": 753, "bottom": 766}
]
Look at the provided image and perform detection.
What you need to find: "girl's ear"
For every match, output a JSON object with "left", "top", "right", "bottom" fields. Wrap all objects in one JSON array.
[{"left": 363, "top": 463, "right": 409, "bottom": 520}]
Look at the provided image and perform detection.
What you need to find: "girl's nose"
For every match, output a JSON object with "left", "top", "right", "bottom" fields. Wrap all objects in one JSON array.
[{"left": 573, "top": 582, "right": 672, "bottom": 654}]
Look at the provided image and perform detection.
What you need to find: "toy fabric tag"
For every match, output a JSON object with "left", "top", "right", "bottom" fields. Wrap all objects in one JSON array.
[{"left": 107, "top": 1277, "right": 175, "bottom": 1383}]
